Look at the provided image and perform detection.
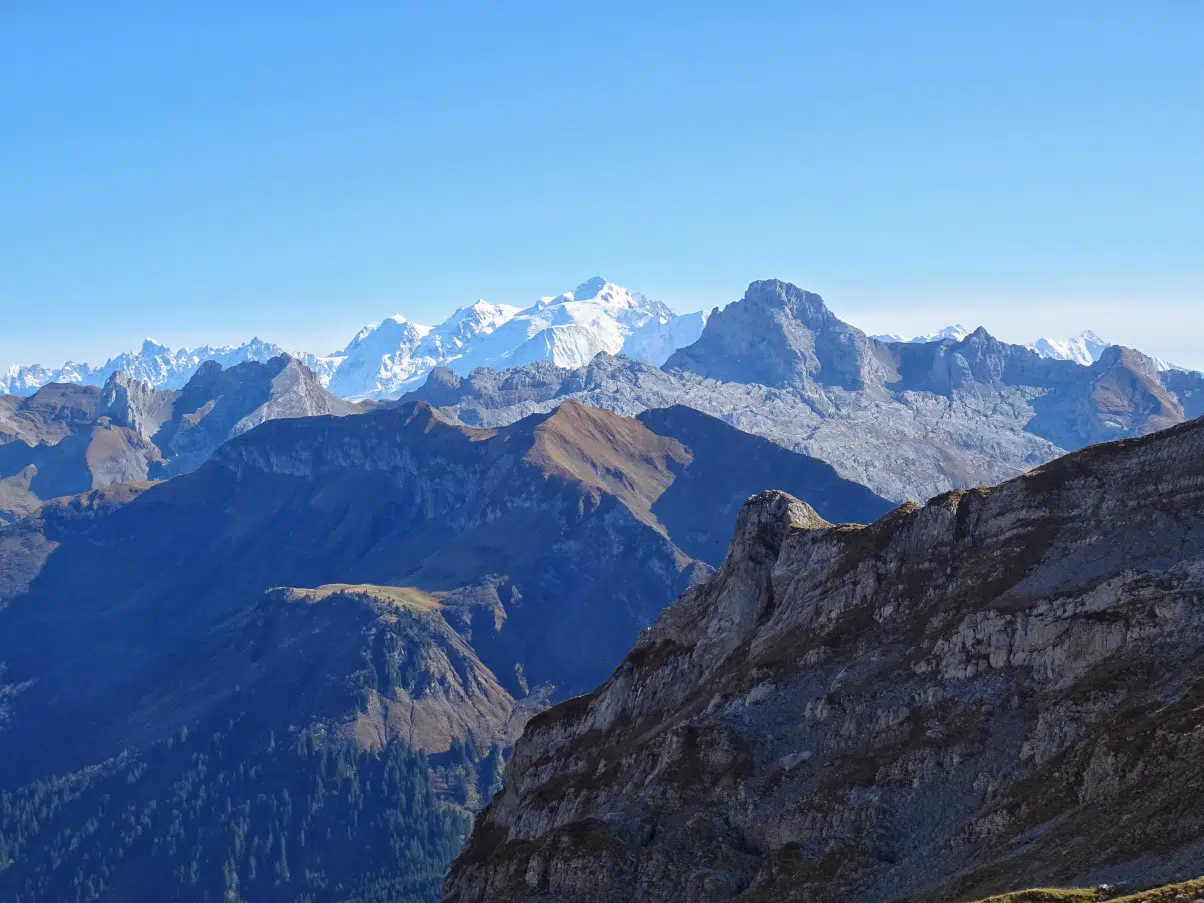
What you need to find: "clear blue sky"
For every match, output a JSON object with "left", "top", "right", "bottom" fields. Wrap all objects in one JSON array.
[{"left": 2, "top": 2, "right": 1202, "bottom": 369}]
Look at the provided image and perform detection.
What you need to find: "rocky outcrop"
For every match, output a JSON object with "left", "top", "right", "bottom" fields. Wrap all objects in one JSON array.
[
  {"left": 0, "top": 465, "right": 40, "bottom": 526},
  {"left": 401, "top": 281, "right": 1204, "bottom": 504},
  {"left": 446, "top": 414, "right": 1204, "bottom": 903},
  {"left": 96, "top": 369, "right": 178, "bottom": 438},
  {"left": 0, "top": 380, "right": 163, "bottom": 511}
]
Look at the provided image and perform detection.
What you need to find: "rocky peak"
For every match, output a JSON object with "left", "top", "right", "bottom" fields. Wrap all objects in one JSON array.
[
  {"left": 1096, "top": 343, "right": 1161, "bottom": 379},
  {"left": 684, "top": 491, "right": 830, "bottom": 666},
  {"left": 664, "top": 279, "right": 884, "bottom": 391},
  {"left": 138, "top": 337, "right": 170, "bottom": 355},
  {"left": 726, "top": 490, "right": 824, "bottom": 577},
  {"left": 742, "top": 279, "right": 834, "bottom": 326},
  {"left": 97, "top": 370, "right": 177, "bottom": 438},
  {"left": 410, "top": 365, "right": 466, "bottom": 407},
  {"left": 1075, "top": 344, "right": 1184, "bottom": 441}
]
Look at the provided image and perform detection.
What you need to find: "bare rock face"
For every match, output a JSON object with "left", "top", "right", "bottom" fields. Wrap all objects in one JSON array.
[
  {"left": 445, "top": 415, "right": 1204, "bottom": 903},
  {"left": 97, "top": 369, "right": 178, "bottom": 438},
  {"left": 664, "top": 280, "right": 885, "bottom": 391}
]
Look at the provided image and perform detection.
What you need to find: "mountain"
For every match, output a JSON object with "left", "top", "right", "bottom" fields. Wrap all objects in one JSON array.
[
  {"left": 400, "top": 280, "right": 1204, "bottom": 503},
  {"left": 877, "top": 326, "right": 1191, "bottom": 373},
  {"left": 450, "top": 278, "right": 701, "bottom": 375},
  {"left": 0, "top": 382, "right": 163, "bottom": 524},
  {"left": 329, "top": 278, "right": 708, "bottom": 400},
  {"left": 446, "top": 412, "right": 1204, "bottom": 903},
  {"left": 0, "top": 355, "right": 356, "bottom": 522},
  {"left": 1029, "top": 330, "right": 1190, "bottom": 373},
  {"left": 1029, "top": 329, "right": 1110, "bottom": 366},
  {"left": 0, "top": 397, "right": 888, "bottom": 903},
  {"left": 4, "top": 279, "right": 708, "bottom": 402},
  {"left": 665, "top": 280, "right": 883, "bottom": 391},
  {"left": 1, "top": 337, "right": 342, "bottom": 397},
  {"left": 872, "top": 323, "right": 972, "bottom": 344},
  {"left": 326, "top": 302, "right": 522, "bottom": 399}
]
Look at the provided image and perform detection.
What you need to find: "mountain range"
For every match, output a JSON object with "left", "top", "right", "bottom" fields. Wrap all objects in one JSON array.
[
  {"left": 874, "top": 325, "right": 1186, "bottom": 371},
  {"left": 0, "top": 396, "right": 889, "bottom": 903},
  {"left": 446, "top": 403, "right": 1204, "bottom": 903},
  {"left": 399, "top": 280, "right": 1204, "bottom": 503},
  {"left": 6, "top": 279, "right": 1192, "bottom": 405},
  {"left": 0, "top": 355, "right": 356, "bottom": 523},
  {"left": 2, "top": 279, "right": 709, "bottom": 402}
]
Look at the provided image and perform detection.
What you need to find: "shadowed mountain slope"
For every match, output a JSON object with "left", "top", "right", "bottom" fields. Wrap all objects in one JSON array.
[
  {"left": 633, "top": 405, "right": 892, "bottom": 563},
  {"left": 446, "top": 414, "right": 1204, "bottom": 903},
  {"left": 0, "top": 398, "right": 887, "bottom": 903}
]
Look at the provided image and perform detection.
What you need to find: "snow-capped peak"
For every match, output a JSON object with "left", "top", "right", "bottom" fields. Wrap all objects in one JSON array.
[
  {"left": 1027, "top": 331, "right": 1109, "bottom": 367},
  {"left": 341, "top": 315, "right": 433, "bottom": 355},
  {"left": 3, "top": 279, "right": 709, "bottom": 401},
  {"left": 447, "top": 300, "right": 521, "bottom": 326},
  {"left": 0, "top": 336, "right": 343, "bottom": 397},
  {"left": 558, "top": 277, "right": 672, "bottom": 317},
  {"left": 872, "top": 324, "right": 972, "bottom": 344},
  {"left": 563, "top": 276, "right": 621, "bottom": 304}
]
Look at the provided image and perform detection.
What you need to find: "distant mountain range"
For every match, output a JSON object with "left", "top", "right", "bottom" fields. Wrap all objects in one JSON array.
[
  {"left": 7, "top": 278, "right": 1202, "bottom": 509},
  {"left": 874, "top": 324, "right": 1186, "bottom": 371},
  {"left": 2, "top": 278, "right": 709, "bottom": 401},
  {"left": 7, "top": 279, "right": 1193, "bottom": 404}
]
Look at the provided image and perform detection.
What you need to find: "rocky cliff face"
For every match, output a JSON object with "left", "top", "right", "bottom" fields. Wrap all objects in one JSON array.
[
  {"left": 446, "top": 414, "right": 1204, "bottom": 903},
  {"left": 664, "top": 279, "right": 885, "bottom": 391},
  {"left": 401, "top": 281, "right": 1204, "bottom": 504},
  {"left": 0, "top": 382, "right": 163, "bottom": 517},
  {"left": 96, "top": 368, "right": 178, "bottom": 437}
]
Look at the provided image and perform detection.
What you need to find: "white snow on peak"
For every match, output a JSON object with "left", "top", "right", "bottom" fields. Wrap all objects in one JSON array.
[
  {"left": 0, "top": 338, "right": 341, "bottom": 398},
  {"left": 448, "top": 277, "right": 690, "bottom": 376},
  {"left": 320, "top": 279, "right": 707, "bottom": 399},
  {"left": 871, "top": 325, "right": 1191, "bottom": 373},
  {"left": 2, "top": 279, "right": 708, "bottom": 401},
  {"left": 872, "top": 324, "right": 973, "bottom": 344},
  {"left": 1026, "top": 330, "right": 1191, "bottom": 372},
  {"left": 1027, "top": 331, "right": 1110, "bottom": 367}
]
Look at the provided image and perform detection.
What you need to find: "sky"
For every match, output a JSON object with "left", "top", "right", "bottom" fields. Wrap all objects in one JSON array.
[{"left": 2, "top": 2, "right": 1202, "bottom": 370}]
